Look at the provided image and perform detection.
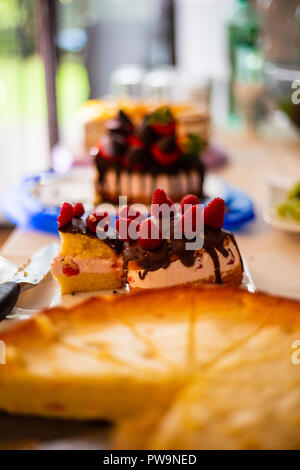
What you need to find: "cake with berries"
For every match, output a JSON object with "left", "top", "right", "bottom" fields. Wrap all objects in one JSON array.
[
  {"left": 119, "top": 189, "right": 243, "bottom": 291},
  {"left": 93, "top": 106, "right": 205, "bottom": 205},
  {"left": 51, "top": 202, "right": 124, "bottom": 294},
  {"left": 81, "top": 98, "right": 210, "bottom": 153}
]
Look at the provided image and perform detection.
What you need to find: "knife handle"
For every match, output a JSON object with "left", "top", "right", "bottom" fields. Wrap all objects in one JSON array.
[{"left": 0, "top": 282, "right": 21, "bottom": 321}]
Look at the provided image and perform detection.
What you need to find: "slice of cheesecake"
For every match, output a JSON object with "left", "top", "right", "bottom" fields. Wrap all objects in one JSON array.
[
  {"left": 121, "top": 191, "right": 243, "bottom": 291},
  {"left": 113, "top": 292, "right": 300, "bottom": 450},
  {"left": 51, "top": 202, "right": 124, "bottom": 294}
]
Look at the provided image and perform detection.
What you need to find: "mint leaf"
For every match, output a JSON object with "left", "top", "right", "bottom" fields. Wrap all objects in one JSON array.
[
  {"left": 148, "top": 106, "right": 174, "bottom": 125},
  {"left": 184, "top": 133, "right": 205, "bottom": 157}
]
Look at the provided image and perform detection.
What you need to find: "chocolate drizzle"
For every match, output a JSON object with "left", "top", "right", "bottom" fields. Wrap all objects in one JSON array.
[
  {"left": 123, "top": 228, "right": 243, "bottom": 285},
  {"left": 59, "top": 218, "right": 124, "bottom": 254},
  {"left": 106, "top": 110, "right": 133, "bottom": 136}
]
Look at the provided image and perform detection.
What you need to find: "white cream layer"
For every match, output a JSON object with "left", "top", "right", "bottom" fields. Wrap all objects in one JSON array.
[
  {"left": 52, "top": 255, "right": 123, "bottom": 277},
  {"left": 127, "top": 241, "right": 240, "bottom": 289}
]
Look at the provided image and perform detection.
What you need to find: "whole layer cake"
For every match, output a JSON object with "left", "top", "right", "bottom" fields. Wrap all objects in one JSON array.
[{"left": 93, "top": 106, "right": 205, "bottom": 205}]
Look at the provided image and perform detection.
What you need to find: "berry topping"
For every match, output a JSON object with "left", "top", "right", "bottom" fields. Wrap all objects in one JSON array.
[
  {"left": 136, "top": 120, "right": 157, "bottom": 146},
  {"left": 106, "top": 110, "right": 134, "bottom": 136},
  {"left": 152, "top": 136, "right": 180, "bottom": 166},
  {"left": 73, "top": 202, "right": 85, "bottom": 218},
  {"left": 116, "top": 218, "right": 139, "bottom": 242},
  {"left": 97, "top": 135, "right": 123, "bottom": 162},
  {"left": 178, "top": 204, "right": 203, "bottom": 238},
  {"left": 86, "top": 214, "right": 98, "bottom": 233},
  {"left": 181, "top": 194, "right": 200, "bottom": 212},
  {"left": 86, "top": 211, "right": 109, "bottom": 233},
  {"left": 120, "top": 154, "right": 130, "bottom": 169},
  {"left": 119, "top": 205, "right": 146, "bottom": 222},
  {"left": 152, "top": 188, "right": 174, "bottom": 207},
  {"left": 126, "top": 147, "right": 146, "bottom": 171},
  {"left": 63, "top": 264, "right": 80, "bottom": 277},
  {"left": 204, "top": 197, "right": 225, "bottom": 230},
  {"left": 57, "top": 202, "right": 74, "bottom": 229},
  {"left": 148, "top": 107, "right": 176, "bottom": 136},
  {"left": 138, "top": 218, "right": 163, "bottom": 251},
  {"left": 128, "top": 135, "right": 144, "bottom": 149}
]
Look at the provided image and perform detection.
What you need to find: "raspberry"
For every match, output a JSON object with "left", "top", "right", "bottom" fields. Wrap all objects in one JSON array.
[
  {"left": 97, "top": 140, "right": 119, "bottom": 163},
  {"left": 151, "top": 189, "right": 174, "bottom": 218},
  {"left": 181, "top": 194, "right": 200, "bottom": 213},
  {"left": 151, "top": 121, "right": 175, "bottom": 136},
  {"left": 204, "top": 198, "right": 225, "bottom": 230},
  {"left": 57, "top": 202, "right": 74, "bottom": 229},
  {"left": 128, "top": 135, "right": 144, "bottom": 148},
  {"left": 116, "top": 218, "right": 139, "bottom": 242},
  {"left": 138, "top": 218, "right": 163, "bottom": 250},
  {"left": 178, "top": 205, "right": 203, "bottom": 238},
  {"left": 86, "top": 211, "right": 109, "bottom": 233},
  {"left": 148, "top": 107, "right": 176, "bottom": 136},
  {"left": 73, "top": 202, "right": 85, "bottom": 218},
  {"left": 152, "top": 144, "right": 179, "bottom": 166},
  {"left": 86, "top": 214, "right": 97, "bottom": 233},
  {"left": 63, "top": 264, "right": 79, "bottom": 277},
  {"left": 119, "top": 205, "right": 145, "bottom": 221},
  {"left": 152, "top": 188, "right": 174, "bottom": 207}
]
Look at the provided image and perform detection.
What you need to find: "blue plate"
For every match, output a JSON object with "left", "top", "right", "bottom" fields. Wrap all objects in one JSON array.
[{"left": 2, "top": 170, "right": 255, "bottom": 234}]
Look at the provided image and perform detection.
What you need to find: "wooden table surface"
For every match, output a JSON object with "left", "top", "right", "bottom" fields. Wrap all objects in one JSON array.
[{"left": 214, "top": 131, "right": 300, "bottom": 299}]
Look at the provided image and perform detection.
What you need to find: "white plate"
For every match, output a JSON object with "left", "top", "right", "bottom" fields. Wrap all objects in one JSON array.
[{"left": 263, "top": 179, "right": 300, "bottom": 233}]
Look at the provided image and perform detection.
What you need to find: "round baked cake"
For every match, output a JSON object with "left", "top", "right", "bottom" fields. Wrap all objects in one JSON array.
[{"left": 93, "top": 106, "right": 205, "bottom": 205}]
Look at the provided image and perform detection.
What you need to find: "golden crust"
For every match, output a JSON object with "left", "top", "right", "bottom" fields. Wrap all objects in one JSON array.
[
  {"left": 112, "top": 289, "right": 300, "bottom": 450},
  {"left": 0, "top": 287, "right": 300, "bottom": 431}
]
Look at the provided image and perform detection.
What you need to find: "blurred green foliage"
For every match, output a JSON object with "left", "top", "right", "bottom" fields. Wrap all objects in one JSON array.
[
  {"left": 0, "top": 0, "right": 36, "bottom": 56},
  {"left": 0, "top": 55, "right": 89, "bottom": 125},
  {"left": 0, "top": 0, "right": 90, "bottom": 126}
]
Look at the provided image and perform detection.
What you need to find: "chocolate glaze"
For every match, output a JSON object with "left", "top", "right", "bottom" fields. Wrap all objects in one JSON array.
[
  {"left": 123, "top": 228, "right": 243, "bottom": 284},
  {"left": 101, "top": 134, "right": 127, "bottom": 156},
  {"left": 106, "top": 110, "right": 133, "bottom": 136},
  {"left": 136, "top": 120, "right": 157, "bottom": 146},
  {"left": 156, "top": 135, "right": 177, "bottom": 154},
  {"left": 127, "top": 147, "right": 150, "bottom": 165},
  {"left": 59, "top": 218, "right": 123, "bottom": 254}
]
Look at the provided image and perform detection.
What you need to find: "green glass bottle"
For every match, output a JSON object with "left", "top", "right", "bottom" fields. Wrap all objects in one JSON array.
[{"left": 227, "top": 0, "right": 261, "bottom": 116}]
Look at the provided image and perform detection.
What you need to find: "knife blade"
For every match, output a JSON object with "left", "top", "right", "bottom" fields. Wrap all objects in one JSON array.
[{"left": 0, "top": 242, "right": 59, "bottom": 321}]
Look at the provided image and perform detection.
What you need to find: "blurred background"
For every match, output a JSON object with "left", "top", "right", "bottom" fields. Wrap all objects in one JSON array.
[{"left": 0, "top": 0, "right": 299, "bottom": 231}]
